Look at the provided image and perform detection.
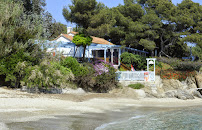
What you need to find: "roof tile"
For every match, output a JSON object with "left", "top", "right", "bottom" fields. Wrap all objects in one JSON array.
[{"left": 54, "top": 33, "right": 114, "bottom": 45}]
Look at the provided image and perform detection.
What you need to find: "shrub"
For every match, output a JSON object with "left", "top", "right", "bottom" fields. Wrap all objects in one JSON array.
[
  {"left": 61, "top": 58, "right": 118, "bottom": 93},
  {"left": 128, "top": 83, "right": 144, "bottom": 89},
  {"left": 0, "top": 50, "right": 41, "bottom": 88},
  {"left": 61, "top": 57, "right": 95, "bottom": 91},
  {"left": 93, "top": 60, "right": 118, "bottom": 93},
  {"left": 157, "top": 57, "right": 202, "bottom": 71},
  {"left": 160, "top": 69, "right": 197, "bottom": 81},
  {"left": 60, "top": 57, "right": 88, "bottom": 77},
  {"left": 22, "top": 60, "right": 74, "bottom": 89},
  {"left": 120, "top": 52, "right": 146, "bottom": 70}
]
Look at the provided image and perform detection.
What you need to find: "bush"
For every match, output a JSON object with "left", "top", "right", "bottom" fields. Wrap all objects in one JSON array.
[
  {"left": 128, "top": 83, "right": 144, "bottom": 89},
  {"left": 160, "top": 69, "right": 196, "bottom": 81},
  {"left": 22, "top": 60, "right": 74, "bottom": 89},
  {"left": 0, "top": 50, "right": 41, "bottom": 88},
  {"left": 60, "top": 57, "right": 88, "bottom": 77},
  {"left": 120, "top": 52, "right": 146, "bottom": 70},
  {"left": 93, "top": 60, "right": 118, "bottom": 93},
  {"left": 157, "top": 57, "right": 202, "bottom": 71},
  {"left": 61, "top": 58, "right": 118, "bottom": 93}
]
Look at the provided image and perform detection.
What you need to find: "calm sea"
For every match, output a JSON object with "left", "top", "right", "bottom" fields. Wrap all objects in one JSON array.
[
  {"left": 5, "top": 106, "right": 202, "bottom": 130},
  {"left": 96, "top": 106, "right": 202, "bottom": 130}
]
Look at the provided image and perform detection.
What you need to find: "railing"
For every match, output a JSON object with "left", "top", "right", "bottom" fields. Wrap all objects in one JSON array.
[
  {"left": 120, "top": 62, "right": 131, "bottom": 71},
  {"left": 116, "top": 71, "right": 155, "bottom": 81}
]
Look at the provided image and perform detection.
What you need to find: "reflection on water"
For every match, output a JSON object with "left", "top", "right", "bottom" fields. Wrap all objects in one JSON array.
[{"left": 6, "top": 106, "right": 202, "bottom": 130}]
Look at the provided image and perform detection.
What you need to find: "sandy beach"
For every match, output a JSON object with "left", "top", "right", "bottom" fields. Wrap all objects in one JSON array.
[{"left": 0, "top": 87, "right": 202, "bottom": 129}]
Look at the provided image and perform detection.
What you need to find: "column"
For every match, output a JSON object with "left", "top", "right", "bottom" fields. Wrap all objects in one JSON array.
[
  {"left": 154, "top": 59, "right": 156, "bottom": 81},
  {"left": 111, "top": 48, "right": 113, "bottom": 64},
  {"left": 104, "top": 48, "right": 107, "bottom": 62},
  {"left": 118, "top": 48, "right": 121, "bottom": 66}
]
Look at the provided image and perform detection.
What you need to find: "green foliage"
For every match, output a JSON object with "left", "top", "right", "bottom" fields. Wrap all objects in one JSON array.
[
  {"left": 65, "top": 0, "right": 202, "bottom": 58},
  {"left": 94, "top": 62, "right": 117, "bottom": 93},
  {"left": 139, "top": 39, "right": 156, "bottom": 51},
  {"left": 72, "top": 34, "right": 92, "bottom": 47},
  {"left": 15, "top": 0, "right": 46, "bottom": 15},
  {"left": 63, "top": 0, "right": 104, "bottom": 29},
  {"left": 72, "top": 33, "right": 92, "bottom": 60},
  {"left": 61, "top": 57, "right": 118, "bottom": 93},
  {"left": 0, "top": 0, "right": 52, "bottom": 88},
  {"left": 60, "top": 57, "right": 89, "bottom": 77},
  {"left": 192, "top": 45, "right": 202, "bottom": 60},
  {"left": 128, "top": 83, "right": 144, "bottom": 89},
  {"left": 200, "top": 66, "right": 202, "bottom": 72},
  {"left": 157, "top": 57, "right": 202, "bottom": 71},
  {"left": 22, "top": 60, "right": 74, "bottom": 89},
  {"left": 49, "top": 22, "right": 67, "bottom": 40},
  {"left": 120, "top": 52, "right": 147, "bottom": 70},
  {"left": 0, "top": 50, "right": 41, "bottom": 88}
]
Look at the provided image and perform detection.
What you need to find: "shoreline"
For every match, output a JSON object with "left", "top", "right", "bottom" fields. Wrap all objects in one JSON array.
[{"left": 0, "top": 87, "right": 202, "bottom": 129}]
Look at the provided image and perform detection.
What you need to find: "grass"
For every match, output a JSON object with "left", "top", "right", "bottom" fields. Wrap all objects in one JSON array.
[{"left": 128, "top": 83, "right": 144, "bottom": 89}]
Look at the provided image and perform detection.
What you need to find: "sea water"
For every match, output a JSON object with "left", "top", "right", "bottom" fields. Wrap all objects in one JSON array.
[
  {"left": 95, "top": 106, "right": 202, "bottom": 130},
  {"left": 5, "top": 106, "right": 202, "bottom": 130}
]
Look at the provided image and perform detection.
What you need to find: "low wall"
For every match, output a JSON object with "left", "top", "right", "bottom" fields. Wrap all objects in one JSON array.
[
  {"left": 119, "top": 75, "right": 161, "bottom": 87},
  {"left": 116, "top": 71, "right": 155, "bottom": 81}
]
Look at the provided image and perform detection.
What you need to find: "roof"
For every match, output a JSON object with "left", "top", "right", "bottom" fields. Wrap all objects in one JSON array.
[
  {"left": 53, "top": 33, "right": 114, "bottom": 45},
  {"left": 91, "top": 36, "right": 114, "bottom": 45},
  {"left": 68, "top": 31, "right": 78, "bottom": 35},
  {"left": 53, "top": 34, "right": 73, "bottom": 41}
]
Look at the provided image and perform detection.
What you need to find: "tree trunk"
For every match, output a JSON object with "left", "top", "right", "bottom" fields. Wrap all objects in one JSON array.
[{"left": 82, "top": 46, "right": 86, "bottom": 62}]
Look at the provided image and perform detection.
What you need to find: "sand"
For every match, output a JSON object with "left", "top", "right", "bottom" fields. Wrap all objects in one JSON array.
[{"left": 0, "top": 87, "right": 202, "bottom": 129}]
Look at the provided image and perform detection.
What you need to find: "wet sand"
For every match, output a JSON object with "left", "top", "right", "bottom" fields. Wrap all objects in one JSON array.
[{"left": 0, "top": 87, "right": 202, "bottom": 129}]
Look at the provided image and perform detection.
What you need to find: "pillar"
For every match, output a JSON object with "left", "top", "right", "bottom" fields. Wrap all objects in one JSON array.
[
  {"left": 111, "top": 48, "right": 114, "bottom": 64},
  {"left": 104, "top": 48, "right": 107, "bottom": 62},
  {"left": 118, "top": 48, "right": 121, "bottom": 66}
]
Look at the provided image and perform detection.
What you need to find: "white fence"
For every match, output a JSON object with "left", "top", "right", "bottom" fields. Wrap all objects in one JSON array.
[{"left": 116, "top": 71, "right": 155, "bottom": 81}]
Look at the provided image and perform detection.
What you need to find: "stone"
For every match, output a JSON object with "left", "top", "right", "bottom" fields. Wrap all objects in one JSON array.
[
  {"left": 156, "top": 83, "right": 165, "bottom": 94},
  {"left": 62, "top": 88, "right": 86, "bottom": 94},
  {"left": 134, "top": 89, "right": 146, "bottom": 98},
  {"left": 176, "top": 89, "right": 195, "bottom": 100},
  {"left": 195, "top": 74, "right": 202, "bottom": 88},
  {"left": 21, "top": 86, "right": 27, "bottom": 92},
  {"left": 192, "top": 90, "right": 202, "bottom": 98},
  {"left": 185, "top": 77, "right": 197, "bottom": 89},
  {"left": 162, "top": 79, "right": 183, "bottom": 92},
  {"left": 164, "top": 90, "right": 177, "bottom": 98}
]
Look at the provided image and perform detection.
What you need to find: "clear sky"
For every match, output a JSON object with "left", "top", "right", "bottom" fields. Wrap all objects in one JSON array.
[{"left": 46, "top": 0, "right": 202, "bottom": 26}]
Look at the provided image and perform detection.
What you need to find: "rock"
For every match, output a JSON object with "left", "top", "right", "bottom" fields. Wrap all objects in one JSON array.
[
  {"left": 164, "top": 90, "right": 177, "bottom": 98},
  {"left": 62, "top": 88, "right": 86, "bottom": 94},
  {"left": 110, "top": 87, "right": 138, "bottom": 98},
  {"left": 192, "top": 90, "right": 202, "bottom": 98},
  {"left": 21, "top": 86, "right": 27, "bottom": 92},
  {"left": 162, "top": 79, "right": 183, "bottom": 92},
  {"left": 156, "top": 83, "right": 165, "bottom": 94},
  {"left": 185, "top": 77, "right": 197, "bottom": 89},
  {"left": 134, "top": 89, "right": 146, "bottom": 98},
  {"left": 176, "top": 89, "right": 195, "bottom": 100},
  {"left": 195, "top": 74, "right": 202, "bottom": 88},
  {"left": 27, "top": 87, "right": 39, "bottom": 93},
  {"left": 39, "top": 88, "right": 62, "bottom": 94}
]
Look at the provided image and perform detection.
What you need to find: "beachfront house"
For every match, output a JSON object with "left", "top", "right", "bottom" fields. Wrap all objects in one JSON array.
[{"left": 47, "top": 27, "right": 148, "bottom": 68}]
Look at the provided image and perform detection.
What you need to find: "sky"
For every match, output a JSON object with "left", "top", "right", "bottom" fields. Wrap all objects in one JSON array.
[{"left": 46, "top": 0, "right": 202, "bottom": 26}]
